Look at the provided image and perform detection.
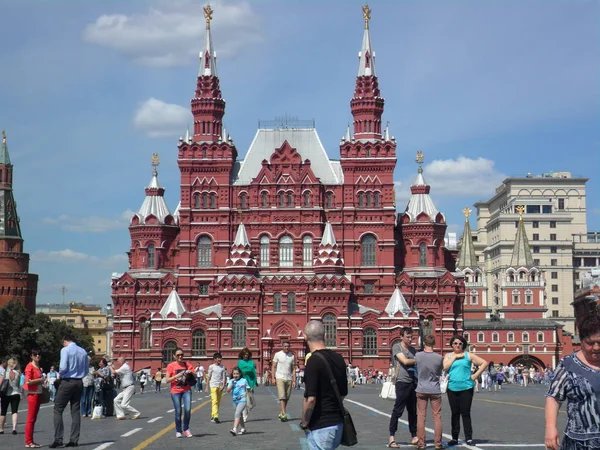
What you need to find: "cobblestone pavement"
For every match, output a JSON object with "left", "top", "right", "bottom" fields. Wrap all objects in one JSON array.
[{"left": 0, "top": 382, "right": 565, "bottom": 449}]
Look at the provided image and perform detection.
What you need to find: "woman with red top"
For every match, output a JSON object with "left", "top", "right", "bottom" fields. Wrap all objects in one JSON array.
[
  {"left": 165, "top": 347, "right": 194, "bottom": 438},
  {"left": 24, "top": 348, "right": 45, "bottom": 448}
]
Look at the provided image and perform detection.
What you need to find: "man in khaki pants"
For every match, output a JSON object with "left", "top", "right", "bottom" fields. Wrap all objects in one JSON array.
[{"left": 271, "top": 341, "right": 296, "bottom": 422}]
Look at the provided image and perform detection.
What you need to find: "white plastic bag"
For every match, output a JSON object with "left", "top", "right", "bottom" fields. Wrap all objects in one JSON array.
[
  {"left": 379, "top": 381, "right": 396, "bottom": 400},
  {"left": 91, "top": 405, "right": 103, "bottom": 420},
  {"left": 440, "top": 372, "right": 449, "bottom": 394}
]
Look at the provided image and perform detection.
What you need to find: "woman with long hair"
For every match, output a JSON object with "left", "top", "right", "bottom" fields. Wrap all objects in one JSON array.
[
  {"left": 237, "top": 348, "right": 257, "bottom": 422},
  {"left": 443, "top": 335, "right": 488, "bottom": 447},
  {"left": 23, "top": 349, "right": 45, "bottom": 448},
  {"left": 0, "top": 358, "right": 21, "bottom": 435},
  {"left": 164, "top": 347, "right": 194, "bottom": 438}
]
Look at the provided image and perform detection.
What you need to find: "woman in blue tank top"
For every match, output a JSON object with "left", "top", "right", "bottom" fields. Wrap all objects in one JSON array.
[{"left": 443, "top": 335, "right": 488, "bottom": 447}]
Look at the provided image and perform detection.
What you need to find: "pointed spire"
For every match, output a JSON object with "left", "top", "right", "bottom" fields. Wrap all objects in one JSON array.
[
  {"left": 385, "top": 287, "right": 411, "bottom": 317},
  {"left": 226, "top": 223, "right": 258, "bottom": 273},
  {"left": 221, "top": 127, "right": 228, "bottom": 143},
  {"left": 136, "top": 154, "right": 173, "bottom": 224},
  {"left": 321, "top": 222, "right": 337, "bottom": 247},
  {"left": 199, "top": 4, "right": 217, "bottom": 77},
  {"left": 405, "top": 150, "right": 441, "bottom": 222},
  {"left": 159, "top": 288, "right": 186, "bottom": 318},
  {"left": 383, "top": 121, "right": 390, "bottom": 141},
  {"left": 358, "top": 4, "right": 376, "bottom": 77},
  {"left": 314, "top": 222, "right": 344, "bottom": 274},
  {"left": 457, "top": 207, "right": 478, "bottom": 269},
  {"left": 510, "top": 206, "right": 534, "bottom": 267},
  {"left": 0, "top": 131, "right": 11, "bottom": 165},
  {"left": 344, "top": 124, "right": 352, "bottom": 142},
  {"left": 185, "top": 127, "right": 192, "bottom": 144},
  {"left": 233, "top": 222, "right": 250, "bottom": 247}
]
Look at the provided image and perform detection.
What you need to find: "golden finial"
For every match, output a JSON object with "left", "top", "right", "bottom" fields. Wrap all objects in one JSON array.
[
  {"left": 462, "top": 207, "right": 472, "bottom": 221},
  {"left": 1, "top": 130, "right": 5, "bottom": 144},
  {"left": 362, "top": 4, "right": 371, "bottom": 29},
  {"left": 415, "top": 149, "right": 424, "bottom": 173},
  {"left": 151, "top": 153, "right": 160, "bottom": 176},
  {"left": 204, "top": 4, "right": 214, "bottom": 29},
  {"left": 516, "top": 205, "right": 525, "bottom": 217}
]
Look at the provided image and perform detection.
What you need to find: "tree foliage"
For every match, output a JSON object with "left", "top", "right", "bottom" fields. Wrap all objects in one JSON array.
[{"left": 0, "top": 301, "right": 95, "bottom": 371}]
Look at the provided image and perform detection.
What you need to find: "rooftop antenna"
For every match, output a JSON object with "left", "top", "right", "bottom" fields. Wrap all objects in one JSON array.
[{"left": 61, "top": 285, "right": 67, "bottom": 305}]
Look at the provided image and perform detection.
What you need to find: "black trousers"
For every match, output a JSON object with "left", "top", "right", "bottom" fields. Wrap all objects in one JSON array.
[
  {"left": 389, "top": 381, "right": 417, "bottom": 437},
  {"left": 53, "top": 379, "right": 83, "bottom": 445},
  {"left": 446, "top": 388, "right": 474, "bottom": 441}
]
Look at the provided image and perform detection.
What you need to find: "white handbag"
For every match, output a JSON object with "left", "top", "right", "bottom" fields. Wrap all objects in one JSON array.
[
  {"left": 379, "top": 381, "right": 396, "bottom": 400},
  {"left": 440, "top": 372, "right": 449, "bottom": 394}
]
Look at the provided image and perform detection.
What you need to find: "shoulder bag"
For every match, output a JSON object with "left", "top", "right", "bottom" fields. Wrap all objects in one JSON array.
[{"left": 313, "top": 352, "right": 358, "bottom": 447}]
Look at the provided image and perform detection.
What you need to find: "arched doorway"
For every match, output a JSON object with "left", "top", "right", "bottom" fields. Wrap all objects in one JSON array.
[
  {"left": 508, "top": 354, "right": 546, "bottom": 370},
  {"left": 162, "top": 340, "right": 178, "bottom": 367}
]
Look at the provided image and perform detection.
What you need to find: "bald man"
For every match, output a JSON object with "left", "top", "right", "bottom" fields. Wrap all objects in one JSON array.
[{"left": 109, "top": 357, "right": 141, "bottom": 420}]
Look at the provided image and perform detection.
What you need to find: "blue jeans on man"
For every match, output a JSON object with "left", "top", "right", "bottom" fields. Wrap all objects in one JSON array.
[
  {"left": 80, "top": 385, "right": 94, "bottom": 416},
  {"left": 171, "top": 390, "right": 192, "bottom": 433},
  {"left": 306, "top": 423, "right": 343, "bottom": 450}
]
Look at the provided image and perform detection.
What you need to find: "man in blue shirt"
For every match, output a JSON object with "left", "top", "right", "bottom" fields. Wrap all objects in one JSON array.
[{"left": 49, "top": 334, "right": 89, "bottom": 448}]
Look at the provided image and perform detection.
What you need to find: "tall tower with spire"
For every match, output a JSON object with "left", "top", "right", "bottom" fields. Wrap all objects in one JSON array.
[{"left": 0, "top": 131, "right": 38, "bottom": 313}]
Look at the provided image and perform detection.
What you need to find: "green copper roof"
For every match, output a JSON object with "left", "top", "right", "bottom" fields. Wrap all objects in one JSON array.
[{"left": 0, "top": 131, "right": 11, "bottom": 165}]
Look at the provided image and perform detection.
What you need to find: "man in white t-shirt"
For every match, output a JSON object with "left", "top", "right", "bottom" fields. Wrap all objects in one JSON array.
[
  {"left": 271, "top": 341, "right": 296, "bottom": 421},
  {"left": 194, "top": 363, "right": 205, "bottom": 392},
  {"left": 109, "top": 357, "right": 141, "bottom": 420}
]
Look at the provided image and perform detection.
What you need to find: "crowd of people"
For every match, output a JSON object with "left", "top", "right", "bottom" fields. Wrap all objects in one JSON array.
[{"left": 0, "top": 313, "right": 598, "bottom": 450}]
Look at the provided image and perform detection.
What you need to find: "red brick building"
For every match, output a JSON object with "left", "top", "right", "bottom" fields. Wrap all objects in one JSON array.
[
  {"left": 110, "top": 6, "right": 464, "bottom": 372},
  {"left": 0, "top": 131, "right": 38, "bottom": 313}
]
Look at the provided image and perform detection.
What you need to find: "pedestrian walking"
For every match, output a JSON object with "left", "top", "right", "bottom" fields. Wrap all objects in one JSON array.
[
  {"left": 23, "top": 348, "right": 45, "bottom": 448},
  {"left": 414, "top": 335, "right": 444, "bottom": 450},
  {"left": 154, "top": 369, "right": 162, "bottom": 393},
  {"left": 0, "top": 358, "right": 7, "bottom": 419},
  {"left": 488, "top": 362, "right": 498, "bottom": 392},
  {"left": 299, "top": 320, "right": 347, "bottom": 450},
  {"left": 80, "top": 365, "right": 95, "bottom": 417},
  {"left": 93, "top": 358, "right": 113, "bottom": 418},
  {"left": 50, "top": 334, "right": 89, "bottom": 449},
  {"left": 165, "top": 348, "right": 194, "bottom": 438},
  {"left": 109, "top": 357, "right": 141, "bottom": 420},
  {"left": 271, "top": 341, "right": 296, "bottom": 422},
  {"left": 205, "top": 352, "right": 227, "bottom": 423},
  {"left": 388, "top": 327, "right": 418, "bottom": 448},
  {"left": 194, "top": 363, "right": 204, "bottom": 393},
  {"left": 227, "top": 366, "right": 249, "bottom": 436},
  {"left": 139, "top": 372, "right": 147, "bottom": 394},
  {"left": 0, "top": 358, "right": 21, "bottom": 435},
  {"left": 47, "top": 366, "right": 59, "bottom": 402},
  {"left": 443, "top": 334, "right": 488, "bottom": 447},
  {"left": 545, "top": 313, "right": 600, "bottom": 450},
  {"left": 236, "top": 348, "right": 257, "bottom": 422}
]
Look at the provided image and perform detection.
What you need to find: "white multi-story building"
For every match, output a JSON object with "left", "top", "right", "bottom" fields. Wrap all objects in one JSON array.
[{"left": 471, "top": 171, "right": 599, "bottom": 334}]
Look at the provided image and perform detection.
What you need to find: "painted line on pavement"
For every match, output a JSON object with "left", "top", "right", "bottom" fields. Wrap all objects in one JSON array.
[
  {"left": 167, "top": 408, "right": 175, "bottom": 413},
  {"left": 147, "top": 417, "right": 162, "bottom": 423},
  {"left": 475, "top": 397, "right": 565, "bottom": 414},
  {"left": 345, "top": 399, "right": 484, "bottom": 450},
  {"left": 289, "top": 423, "right": 300, "bottom": 431},
  {"left": 121, "top": 428, "right": 143, "bottom": 437},
  {"left": 92, "top": 443, "right": 114, "bottom": 450},
  {"left": 132, "top": 399, "right": 211, "bottom": 450},
  {"left": 477, "top": 445, "right": 545, "bottom": 448}
]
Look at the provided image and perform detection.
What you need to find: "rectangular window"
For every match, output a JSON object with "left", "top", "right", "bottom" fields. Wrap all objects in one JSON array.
[
  {"left": 551, "top": 272, "right": 558, "bottom": 279},
  {"left": 364, "top": 283, "right": 374, "bottom": 294},
  {"left": 533, "top": 259, "right": 540, "bottom": 266},
  {"left": 573, "top": 258, "right": 581, "bottom": 267},
  {"left": 551, "top": 259, "right": 558, "bottom": 266},
  {"left": 542, "top": 205, "right": 552, "bottom": 214},
  {"left": 477, "top": 333, "right": 484, "bottom": 343},
  {"left": 472, "top": 236, "right": 478, "bottom": 242},
  {"left": 533, "top": 234, "right": 539, "bottom": 241},
  {"left": 552, "top": 310, "right": 559, "bottom": 318},
  {"left": 551, "top": 284, "right": 558, "bottom": 292},
  {"left": 558, "top": 198, "right": 565, "bottom": 210},
  {"left": 552, "top": 297, "right": 559, "bottom": 305},
  {"left": 532, "top": 246, "right": 540, "bottom": 253},
  {"left": 574, "top": 272, "right": 579, "bottom": 280},
  {"left": 550, "top": 246, "right": 557, "bottom": 253},
  {"left": 584, "top": 258, "right": 596, "bottom": 267},
  {"left": 550, "top": 234, "right": 557, "bottom": 241},
  {"left": 525, "top": 294, "right": 533, "bottom": 304},
  {"left": 526, "top": 205, "right": 540, "bottom": 214},
  {"left": 533, "top": 221, "right": 539, "bottom": 228},
  {"left": 550, "top": 221, "right": 556, "bottom": 228},
  {"left": 199, "top": 284, "right": 209, "bottom": 295}
]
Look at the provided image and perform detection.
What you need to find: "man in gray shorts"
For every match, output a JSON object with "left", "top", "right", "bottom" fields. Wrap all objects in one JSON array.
[{"left": 271, "top": 341, "right": 296, "bottom": 421}]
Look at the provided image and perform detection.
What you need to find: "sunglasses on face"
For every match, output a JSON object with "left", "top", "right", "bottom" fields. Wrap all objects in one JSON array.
[
  {"left": 32, "top": 353, "right": 41, "bottom": 357},
  {"left": 452, "top": 342, "right": 463, "bottom": 346},
  {"left": 175, "top": 353, "right": 184, "bottom": 357}
]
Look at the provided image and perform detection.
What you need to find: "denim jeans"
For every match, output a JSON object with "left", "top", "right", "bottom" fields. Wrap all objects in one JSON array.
[
  {"left": 171, "top": 390, "right": 192, "bottom": 433},
  {"left": 306, "top": 423, "right": 343, "bottom": 450},
  {"left": 80, "top": 385, "right": 94, "bottom": 415}
]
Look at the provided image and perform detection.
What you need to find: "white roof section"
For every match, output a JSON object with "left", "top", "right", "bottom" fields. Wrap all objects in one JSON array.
[
  {"left": 135, "top": 174, "right": 172, "bottom": 224},
  {"left": 358, "top": 26, "right": 376, "bottom": 76},
  {"left": 233, "top": 223, "right": 250, "bottom": 247},
  {"left": 159, "top": 289, "right": 186, "bottom": 318},
  {"left": 192, "top": 303, "right": 222, "bottom": 318},
  {"left": 199, "top": 17, "right": 217, "bottom": 76},
  {"left": 322, "top": 222, "right": 337, "bottom": 246},
  {"left": 405, "top": 171, "right": 441, "bottom": 222},
  {"left": 385, "top": 287, "right": 412, "bottom": 317},
  {"left": 233, "top": 128, "right": 342, "bottom": 185},
  {"left": 173, "top": 201, "right": 181, "bottom": 224}
]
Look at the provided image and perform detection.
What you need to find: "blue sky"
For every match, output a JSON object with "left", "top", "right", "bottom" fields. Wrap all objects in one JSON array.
[{"left": 0, "top": 0, "right": 598, "bottom": 306}]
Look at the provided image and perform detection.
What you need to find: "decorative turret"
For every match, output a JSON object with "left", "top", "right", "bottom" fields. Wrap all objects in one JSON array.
[
  {"left": 225, "top": 223, "right": 258, "bottom": 275},
  {"left": 159, "top": 288, "right": 186, "bottom": 319},
  {"left": 350, "top": 4, "right": 385, "bottom": 140},
  {"left": 192, "top": 4, "right": 225, "bottom": 143},
  {"left": 510, "top": 205, "right": 534, "bottom": 267},
  {"left": 133, "top": 154, "right": 174, "bottom": 225},
  {"left": 457, "top": 207, "right": 478, "bottom": 269},
  {"left": 404, "top": 151, "right": 444, "bottom": 223},
  {"left": 0, "top": 131, "right": 19, "bottom": 238},
  {"left": 385, "top": 286, "right": 411, "bottom": 317},
  {"left": 313, "top": 222, "right": 344, "bottom": 274}
]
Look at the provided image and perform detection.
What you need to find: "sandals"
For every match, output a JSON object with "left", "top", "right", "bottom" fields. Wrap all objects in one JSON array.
[{"left": 387, "top": 442, "right": 400, "bottom": 448}]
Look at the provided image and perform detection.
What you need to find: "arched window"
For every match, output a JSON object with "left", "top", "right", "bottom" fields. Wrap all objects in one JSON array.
[
  {"left": 537, "top": 332, "right": 544, "bottom": 343},
  {"left": 522, "top": 332, "right": 530, "bottom": 343},
  {"left": 140, "top": 319, "right": 151, "bottom": 349},
  {"left": 512, "top": 290, "right": 520, "bottom": 305},
  {"left": 232, "top": 313, "right": 247, "bottom": 348},
  {"left": 492, "top": 332, "right": 499, "bottom": 343},
  {"left": 419, "top": 243, "right": 427, "bottom": 267},
  {"left": 477, "top": 332, "right": 485, "bottom": 343},
  {"left": 197, "top": 236, "right": 212, "bottom": 267},
  {"left": 209, "top": 193, "right": 217, "bottom": 209},
  {"left": 287, "top": 192, "right": 293, "bottom": 206},
  {"left": 192, "top": 330, "right": 206, "bottom": 356},
  {"left": 365, "top": 148, "right": 371, "bottom": 157},
  {"left": 261, "top": 191, "right": 269, "bottom": 207},
  {"left": 240, "top": 193, "right": 248, "bottom": 209},
  {"left": 470, "top": 291, "right": 478, "bottom": 305},
  {"left": 361, "top": 235, "right": 376, "bottom": 266},
  {"left": 260, "top": 236, "right": 270, "bottom": 267},
  {"left": 325, "top": 192, "right": 333, "bottom": 209},
  {"left": 273, "top": 293, "right": 282, "bottom": 312},
  {"left": 421, "top": 315, "right": 434, "bottom": 337},
  {"left": 366, "top": 191, "right": 372, "bottom": 207},
  {"left": 162, "top": 340, "right": 178, "bottom": 364},
  {"left": 303, "top": 191, "right": 311, "bottom": 207},
  {"left": 374, "top": 191, "right": 380, "bottom": 207},
  {"left": 463, "top": 332, "right": 470, "bottom": 342},
  {"left": 303, "top": 236, "right": 313, "bottom": 267},
  {"left": 363, "top": 328, "right": 377, "bottom": 356},
  {"left": 287, "top": 292, "right": 296, "bottom": 313},
  {"left": 194, "top": 193, "right": 200, "bottom": 209},
  {"left": 279, "top": 192, "right": 285, "bottom": 207},
  {"left": 279, "top": 236, "right": 294, "bottom": 267},
  {"left": 147, "top": 244, "right": 155, "bottom": 269},
  {"left": 323, "top": 313, "right": 337, "bottom": 347},
  {"left": 507, "top": 332, "right": 514, "bottom": 342},
  {"left": 358, "top": 192, "right": 364, "bottom": 208},
  {"left": 525, "top": 289, "right": 533, "bottom": 305},
  {"left": 201, "top": 193, "right": 208, "bottom": 209}
]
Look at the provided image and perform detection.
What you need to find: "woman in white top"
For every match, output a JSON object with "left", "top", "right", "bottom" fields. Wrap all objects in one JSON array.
[{"left": 0, "top": 358, "right": 22, "bottom": 435}]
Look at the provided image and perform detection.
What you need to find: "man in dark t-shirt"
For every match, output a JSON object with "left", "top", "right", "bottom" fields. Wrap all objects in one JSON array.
[{"left": 300, "top": 320, "right": 348, "bottom": 450}]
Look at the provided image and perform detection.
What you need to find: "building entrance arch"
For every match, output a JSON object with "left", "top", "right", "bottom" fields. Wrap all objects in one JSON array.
[
  {"left": 508, "top": 354, "right": 546, "bottom": 370},
  {"left": 162, "top": 340, "right": 178, "bottom": 366}
]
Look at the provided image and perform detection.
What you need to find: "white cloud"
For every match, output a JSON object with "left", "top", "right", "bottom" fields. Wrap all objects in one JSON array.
[
  {"left": 133, "top": 98, "right": 190, "bottom": 138},
  {"left": 32, "top": 250, "right": 128, "bottom": 267},
  {"left": 82, "top": 0, "right": 263, "bottom": 67},
  {"left": 43, "top": 210, "right": 135, "bottom": 233}
]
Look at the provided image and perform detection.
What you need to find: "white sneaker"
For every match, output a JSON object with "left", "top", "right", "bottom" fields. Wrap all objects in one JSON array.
[
  {"left": 238, "top": 428, "right": 246, "bottom": 435},
  {"left": 176, "top": 432, "right": 182, "bottom": 438}
]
